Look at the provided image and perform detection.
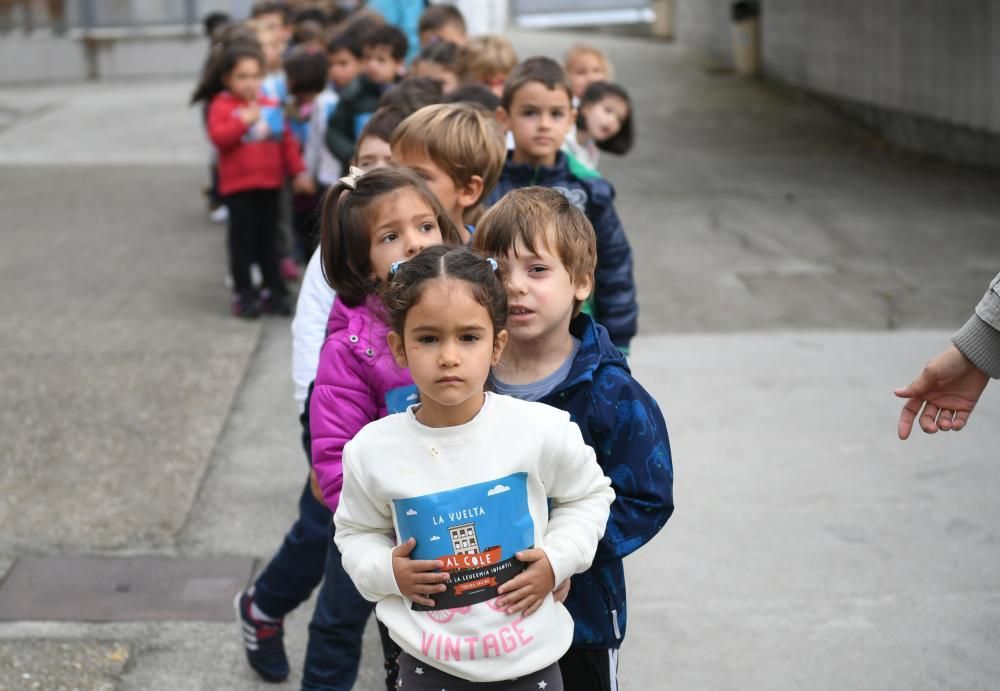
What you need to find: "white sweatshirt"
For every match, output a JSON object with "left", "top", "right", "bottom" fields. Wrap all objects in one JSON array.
[
  {"left": 290, "top": 248, "right": 335, "bottom": 412},
  {"left": 334, "top": 393, "right": 614, "bottom": 682}
]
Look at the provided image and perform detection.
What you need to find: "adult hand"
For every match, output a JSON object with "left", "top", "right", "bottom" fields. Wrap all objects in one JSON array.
[
  {"left": 894, "top": 345, "right": 989, "bottom": 439},
  {"left": 495, "top": 548, "right": 555, "bottom": 616},
  {"left": 391, "top": 538, "right": 449, "bottom": 607}
]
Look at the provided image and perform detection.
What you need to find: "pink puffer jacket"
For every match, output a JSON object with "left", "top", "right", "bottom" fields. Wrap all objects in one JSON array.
[{"left": 310, "top": 295, "right": 413, "bottom": 512}]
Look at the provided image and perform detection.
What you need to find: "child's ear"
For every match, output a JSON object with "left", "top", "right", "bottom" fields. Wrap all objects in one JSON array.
[
  {"left": 573, "top": 272, "right": 594, "bottom": 303},
  {"left": 387, "top": 331, "right": 408, "bottom": 368},
  {"left": 494, "top": 106, "right": 509, "bottom": 131},
  {"left": 458, "top": 174, "right": 484, "bottom": 210},
  {"left": 492, "top": 329, "right": 509, "bottom": 365}
]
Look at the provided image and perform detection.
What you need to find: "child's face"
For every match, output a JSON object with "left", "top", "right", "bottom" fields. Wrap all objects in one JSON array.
[
  {"left": 368, "top": 187, "right": 443, "bottom": 281},
  {"left": 224, "top": 57, "right": 263, "bottom": 102},
  {"left": 389, "top": 278, "right": 506, "bottom": 425},
  {"left": 499, "top": 233, "right": 591, "bottom": 346},
  {"left": 392, "top": 146, "right": 468, "bottom": 228},
  {"left": 260, "top": 31, "right": 285, "bottom": 72},
  {"left": 582, "top": 94, "right": 628, "bottom": 142},
  {"left": 411, "top": 60, "right": 459, "bottom": 94},
  {"left": 500, "top": 82, "right": 575, "bottom": 167},
  {"left": 363, "top": 44, "right": 401, "bottom": 85},
  {"left": 356, "top": 136, "right": 393, "bottom": 171},
  {"left": 567, "top": 53, "right": 609, "bottom": 100},
  {"left": 328, "top": 48, "right": 361, "bottom": 89}
]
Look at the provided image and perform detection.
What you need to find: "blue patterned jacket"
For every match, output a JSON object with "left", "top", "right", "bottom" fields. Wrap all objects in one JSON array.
[
  {"left": 486, "top": 152, "right": 639, "bottom": 351},
  {"left": 541, "top": 315, "right": 674, "bottom": 649}
]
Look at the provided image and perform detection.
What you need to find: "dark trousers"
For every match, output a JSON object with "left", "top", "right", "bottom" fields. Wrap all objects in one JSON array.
[
  {"left": 252, "top": 477, "right": 330, "bottom": 618},
  {"left": 301, "top": 530, "right": 402, "bottom": 691},
  {"left": 558, "top": 647, "right": 618, "bottom": 691},
  {"left": 224, "top": 188, "right": 286, "bottom": 297}
]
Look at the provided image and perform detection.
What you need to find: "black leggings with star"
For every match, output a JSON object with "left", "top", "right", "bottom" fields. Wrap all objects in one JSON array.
[{"left": 395, "top": 653, "right": 562, "bottom": 690}]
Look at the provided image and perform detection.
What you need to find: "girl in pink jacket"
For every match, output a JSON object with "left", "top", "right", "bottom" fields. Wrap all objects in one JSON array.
[{"left": 304, "top": 166, "right": 464, "bottom": 689}]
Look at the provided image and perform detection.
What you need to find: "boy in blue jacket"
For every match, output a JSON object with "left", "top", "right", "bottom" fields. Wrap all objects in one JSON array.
[
  {"left": 474, "top": 186, "right": 674, "bottom": 691},
  {"left": 489, "top": 56, "right": 638, "bottom": 352}
]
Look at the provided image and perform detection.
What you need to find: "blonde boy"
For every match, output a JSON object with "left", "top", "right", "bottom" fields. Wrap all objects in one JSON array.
[
  {"left": 455, "top": 35, "right": 517, "bottom": 98},
  {"left": 390, "top": 102, "right": 506, "bottom": 244}
]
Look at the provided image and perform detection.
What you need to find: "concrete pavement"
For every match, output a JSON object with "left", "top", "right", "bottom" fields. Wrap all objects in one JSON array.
[{"left": 1, "top": 26, "right": 1000, "bottom": 691}]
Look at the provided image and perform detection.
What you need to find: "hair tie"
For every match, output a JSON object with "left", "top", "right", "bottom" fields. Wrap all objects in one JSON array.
[
  {"left": 390, "top": 260, "right": 407, "bottom": 275},
  {"left": 486, "top": 257, "right": 499, "bottom": 272},
  {"left": 338, "top": 165, "right": 364, "bottom": 191}
]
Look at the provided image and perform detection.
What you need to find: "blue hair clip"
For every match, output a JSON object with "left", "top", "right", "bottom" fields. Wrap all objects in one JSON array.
[
  {"left": 390, "top": 260, "right": 406, "bottom": 276},
  {"left": 486, "top": 257, "right": 499, "bottom": 272}
]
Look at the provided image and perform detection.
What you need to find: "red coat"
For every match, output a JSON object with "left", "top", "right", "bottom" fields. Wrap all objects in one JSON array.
[{"left": 207, "top": 91, "right": 305, "bottom": 196}]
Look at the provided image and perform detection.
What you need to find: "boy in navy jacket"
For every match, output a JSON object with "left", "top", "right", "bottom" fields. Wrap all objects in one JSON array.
[
  {"left": 474, "top": 187, "right": 673, "bottom": 691},
  {"left": 489, "top": 56, "right": 638, "bottom": 352}
]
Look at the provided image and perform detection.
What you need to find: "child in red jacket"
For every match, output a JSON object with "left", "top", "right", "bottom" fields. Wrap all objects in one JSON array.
[{"left": 203, "top": 41, "right": 314, "bottom": 318}]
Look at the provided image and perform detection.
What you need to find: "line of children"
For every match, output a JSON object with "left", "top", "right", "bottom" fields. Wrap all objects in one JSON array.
[{"left": 208, "top": 4, "right": 671, "bottom": 690}]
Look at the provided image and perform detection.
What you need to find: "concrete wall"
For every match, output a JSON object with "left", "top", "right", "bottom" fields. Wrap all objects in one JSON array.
[{"left": 674, "top": 0, "right": 1000, "bottom": 166}]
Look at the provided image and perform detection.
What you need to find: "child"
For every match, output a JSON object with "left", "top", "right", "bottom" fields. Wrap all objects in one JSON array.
[
  {"left": 411, "top": 40, "right": 460, "bottom": 94},
  {"left": 417, "top": 3, "right": 467, "bottom": 48},
  {"left": 353, "top": 106, "right": 405, "bottom": 170},
  {"left": 489, "top": 56, "right": 638, "bottom": 352},
  {"left": 562, "top": 81, "right": 634, "bottom": 172},
  {"left": 325, "top": 24, "right": 408, "bottom": 167},
  {"left": 391, "top": 102, "right": 506, "bottom": 242},
  {"left": 303, "top": 31, "right": 363, "bottom": 195},
  {"left": 473, "top": 187, "right": 674, "bottom": 691},
  {"left": 282, "top": 45, "right": 328, "bottom": 260},
  {"left": 203, "top": 41, "right": 312, "bottom": 317},
  {"left": 455, "top": 35, "right": 517, "bottom": 98},
  {"left": 563, "top": 43, "right": 612, "bottom": 106},
  {"left": 306, "top": 167, "right": 465, "bottom": 690},
  {"left": 334, "top": 244, "right": 615, "bottom": 688},
  {"left": 251, "top": 0, "right": 292, "bottom": 48}
]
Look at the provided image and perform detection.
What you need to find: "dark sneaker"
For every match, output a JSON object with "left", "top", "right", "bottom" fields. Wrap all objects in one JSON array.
[
  {"left": 235, "top": 589, "right": 289, "bottom": 683},
  {"left": 231, "top": 293, "right": 260, "bottom": 319}
]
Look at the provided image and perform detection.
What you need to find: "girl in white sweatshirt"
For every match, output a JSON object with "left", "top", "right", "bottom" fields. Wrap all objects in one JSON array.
[{"left": 333, "top": 245, "right": 614, "bottom": 689}]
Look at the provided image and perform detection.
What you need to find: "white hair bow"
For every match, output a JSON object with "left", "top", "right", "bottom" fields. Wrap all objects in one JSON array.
[{"left": 338, "top": 166, "right": 364, "bottom": 190}]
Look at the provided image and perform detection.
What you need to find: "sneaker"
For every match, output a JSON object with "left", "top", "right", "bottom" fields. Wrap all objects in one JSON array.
[
  {"left": 279, "top": 256, "right": 300, "bottom": 281},
  {"left": 235, "top": 589, "right": 289, "bottom": 683},
  {"left": 209, "top": 205, "right": 229, "bottom": 224},
  {"left": 231, "top": 293, "right": 261, "bottom": 319}
]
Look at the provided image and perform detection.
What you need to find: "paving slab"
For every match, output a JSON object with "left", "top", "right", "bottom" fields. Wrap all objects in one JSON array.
[
  {"left": 623, "top": 330, "right": 1000, "bottom": 691},
  {"left": 0, "top": 556, "right": 255, "bottom": 622},
  {"left": 0, "top": 639, "right": 128, "bottom": 691}
]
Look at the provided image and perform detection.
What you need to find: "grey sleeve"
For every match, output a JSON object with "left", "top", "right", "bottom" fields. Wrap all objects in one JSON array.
[{"left": 952, "top": 272, "right": 1000, "bottom": 378}]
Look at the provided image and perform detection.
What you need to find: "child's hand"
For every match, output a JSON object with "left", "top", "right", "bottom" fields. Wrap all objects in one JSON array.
[
  {"left": 495, "top": 548, "right": 555, "bottom": 616},
  {"left": 239, "top": 102, "right": 260, "bottom": 125},
  {"left": 392, "top": 537, "right": 450, "bottom": 607},
  {"left": 292, "top": 173, "right": 316, "bottom": 196},
  {"left": 309, "top": 470, "right": 323, "bottom": 503}
]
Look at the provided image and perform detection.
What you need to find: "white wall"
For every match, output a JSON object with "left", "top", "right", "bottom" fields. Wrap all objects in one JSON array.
[{"left": 675, "top": 0, "right": 1000, "bottom": 135}]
